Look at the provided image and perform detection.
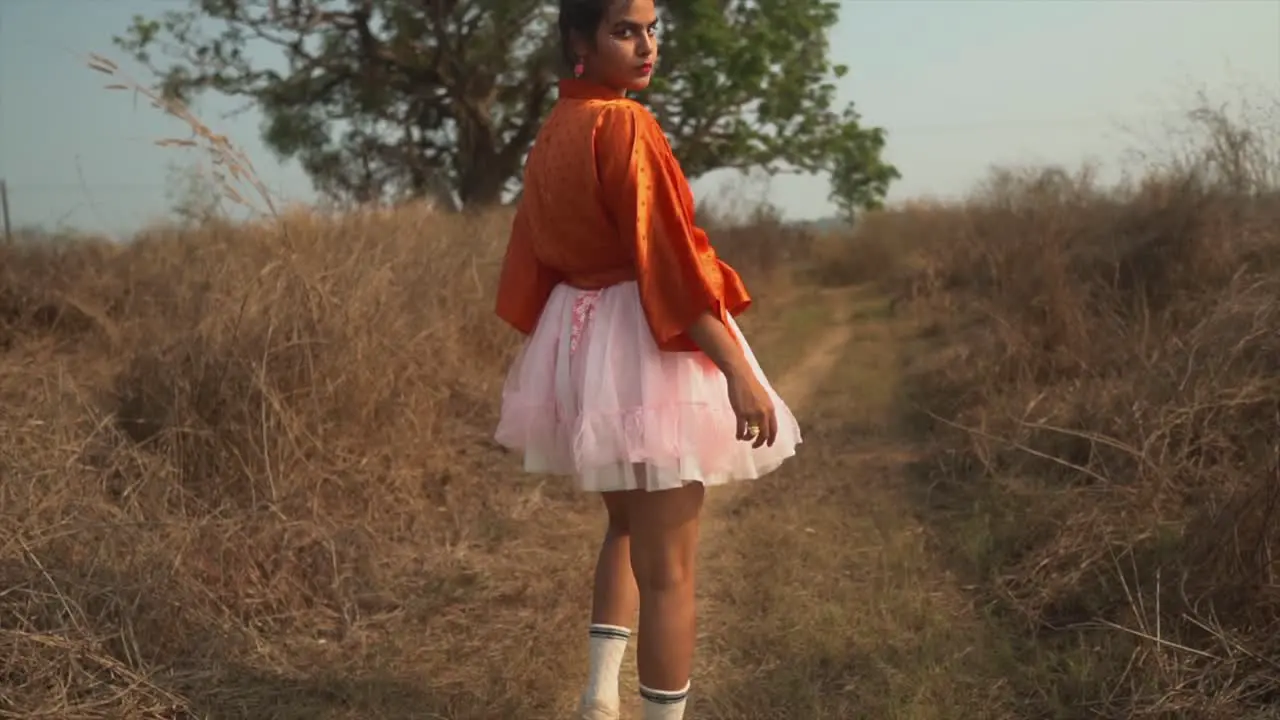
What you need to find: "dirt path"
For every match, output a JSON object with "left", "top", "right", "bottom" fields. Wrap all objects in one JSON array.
[
  {"left": 768, "top": 292, "right": 856, "bottom": 411},
  {"left": 609, "top": 286, "right": 1022, "bottom": 719},
  {"left": 686, "top": 287, "right": 1016, "bottom": 719}
]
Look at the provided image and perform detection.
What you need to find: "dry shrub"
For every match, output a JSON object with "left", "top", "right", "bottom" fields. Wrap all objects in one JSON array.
[
  {"left": 801, "top": 198, "right": 970, "bottom": 293},
  {"left": 808, "top": 222, "right": 902, "bottom": 290},
  {"left": 710, "top": 214, "right": 814, "bottom": 290},
  {"left": 885, "top": 99, "right": 1280, "bottom": 716},
  {"left": 695, "top": 173, "right": 815, "bottom": 289},
  {"left": 0, "top": 203, "right": 549, "bottom": 717}
]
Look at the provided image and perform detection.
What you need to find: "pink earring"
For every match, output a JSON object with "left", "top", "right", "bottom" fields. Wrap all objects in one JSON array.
[{"left": 573, "top": 59, "right": 585, "bottom": 78}]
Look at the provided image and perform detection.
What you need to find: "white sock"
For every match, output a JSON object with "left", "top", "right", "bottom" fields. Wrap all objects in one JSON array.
[
  {"left": 640, "top": 681, "right": 690, "bottom": 719},
  {"left": 581, "top": 624, "right": 631, "bottom": 710}
]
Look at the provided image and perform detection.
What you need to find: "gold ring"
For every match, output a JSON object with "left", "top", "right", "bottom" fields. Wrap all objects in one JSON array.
[{"left": 746, "top": 423, "right": 761, "bottom": 437}]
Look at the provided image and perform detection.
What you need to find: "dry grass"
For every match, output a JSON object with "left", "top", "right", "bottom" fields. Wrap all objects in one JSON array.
[
  {"left": 12, "top": 49, "right": 1279, "bottom": 720},
  {"left": 806, "top": 224, "right": 905, "bottom": 290},
  {"left": 0, "top": 55, "right": 811, "bottom": 719},
  {"left": 2, "top": 204, "right": 553, "bottom": 719},
  {"left": 0, "top": 198, "right": 804, "bottom": 719},
  {"left": 0, "top": 96, "right": 816, "bottom": 720},
  {"left": 872, "top": 99, "right": 1280, "bottom": 717}
]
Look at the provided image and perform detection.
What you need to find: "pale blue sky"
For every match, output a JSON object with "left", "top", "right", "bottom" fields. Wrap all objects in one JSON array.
[{"left": 1, "top": 0, "right": 1277, "bottom": 237}]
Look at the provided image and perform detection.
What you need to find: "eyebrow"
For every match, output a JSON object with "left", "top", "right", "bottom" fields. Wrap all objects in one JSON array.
[{"left": 611, "top": 18, "right": 659, "bottom": 30}]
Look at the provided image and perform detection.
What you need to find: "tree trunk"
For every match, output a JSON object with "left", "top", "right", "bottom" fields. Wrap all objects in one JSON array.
[{"left": 457, "top": 150, "right": 519, "bottom": 207}]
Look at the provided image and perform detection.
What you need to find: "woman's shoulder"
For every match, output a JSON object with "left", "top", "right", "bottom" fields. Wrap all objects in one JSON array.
[
  {"left": 590, "top": 98, "right": 664, "bottom": 141},
  {"left": 589, "top": 95, "right": 652, "bottom": 117}
]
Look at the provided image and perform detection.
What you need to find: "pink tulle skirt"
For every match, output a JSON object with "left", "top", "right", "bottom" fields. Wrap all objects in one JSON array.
[{"left": 495, "top": 281, "right": 801, "bottom": 493}]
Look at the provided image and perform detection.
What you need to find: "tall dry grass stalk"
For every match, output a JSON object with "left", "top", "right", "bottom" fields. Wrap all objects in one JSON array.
[{"left": 88, "top": 52, "right": 278, "bottom": 221}]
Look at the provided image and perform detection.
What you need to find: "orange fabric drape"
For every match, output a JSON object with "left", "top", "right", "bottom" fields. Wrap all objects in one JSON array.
[{"left": 495, "top": 79, "right": 750, "bottom": 352}]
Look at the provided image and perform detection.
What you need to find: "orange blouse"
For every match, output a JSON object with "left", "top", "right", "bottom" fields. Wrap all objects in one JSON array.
[{"left": 494, "top": 78, "right": 750, "bottom": 353}]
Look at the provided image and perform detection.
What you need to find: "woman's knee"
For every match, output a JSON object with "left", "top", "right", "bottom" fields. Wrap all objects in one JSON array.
[
  {"left": 633, "top": 543, "right": 697, "bottom": 591},
  {"left": 629, "top": 484, "right": 704, "bottom": 591}
]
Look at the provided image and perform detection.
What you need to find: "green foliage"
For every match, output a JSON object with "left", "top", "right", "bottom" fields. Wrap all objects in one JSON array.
[
  {"left": 828, "top": 107, "right": 901, "bottom": 221},
  {"left": 117, "top": 0, "right": 898, "bottom": 212},
  {"left": 646, "top": 0, "right": 899, "bottom": 217}
]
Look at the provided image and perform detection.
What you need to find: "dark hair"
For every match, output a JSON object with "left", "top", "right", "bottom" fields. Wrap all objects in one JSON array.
[{"left": 558, "top": 0, "right": 611, "bottom": 71}]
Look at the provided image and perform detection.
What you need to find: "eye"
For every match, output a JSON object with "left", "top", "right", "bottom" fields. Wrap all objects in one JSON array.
[{"left": 612, "top": 22, "right": 659, "bottom": 39}]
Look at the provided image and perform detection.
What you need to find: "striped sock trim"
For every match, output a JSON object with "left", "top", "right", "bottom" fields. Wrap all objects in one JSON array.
[
  {"left": 588, "top": 623, "right": 632, "bottom": 642},
  {"left": 639, "top": 681, "right": 690, "bottom": 705}
]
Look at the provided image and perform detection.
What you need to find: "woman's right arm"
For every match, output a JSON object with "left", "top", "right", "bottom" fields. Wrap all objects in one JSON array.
[
  {"left": 685, "top": 311, "right": 751, "bottom": 380},
  {"left": 594, "top": 103, "right": 777, "bottom": 447},
  {"left": 685, "top": 311, "right": 778, "bottom": 448}
]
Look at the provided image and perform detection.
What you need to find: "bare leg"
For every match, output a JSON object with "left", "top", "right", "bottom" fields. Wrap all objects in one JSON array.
[
  {"left": 594, "top": 490, "right": 640, "bottom": 627},
  {"left": 628, "top": 478, "right": 705, "bottom": 694},
  {"left": 580, "top": 490, "right": 641, "bottom": 717}
]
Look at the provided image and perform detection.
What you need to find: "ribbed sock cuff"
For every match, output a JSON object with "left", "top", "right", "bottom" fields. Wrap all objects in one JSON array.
[
  {"left": 589, "top": 623, "right": 632, "bottom": 642},
  {"left": 639, "top": 681, "right": 690, "bottom": 705}
]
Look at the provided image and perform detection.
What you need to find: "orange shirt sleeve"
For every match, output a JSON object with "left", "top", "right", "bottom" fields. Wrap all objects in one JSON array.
[
  {"left": 494, "top": 204, "right": 562, "bottom": 335},
  {"left": 594, "top": 102, "right": 751, "bottom": 352}
]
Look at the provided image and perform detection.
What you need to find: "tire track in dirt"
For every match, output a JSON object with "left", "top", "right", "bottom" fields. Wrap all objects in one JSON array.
[{"left": 768, "top": 295, "right": 855, "bottom": 409}]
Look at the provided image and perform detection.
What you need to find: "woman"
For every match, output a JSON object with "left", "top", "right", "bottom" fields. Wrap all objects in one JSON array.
[{"left": 494, "top": 1, "right": 802, "bottom": 717}]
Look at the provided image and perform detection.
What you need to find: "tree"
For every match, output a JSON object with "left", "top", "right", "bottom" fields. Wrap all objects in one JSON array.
[
  {"left": 117, "top": 0, "right": 898, "bottom": 212},
  {"left": 645, "top": 1, "right": 900, "bottom": 218}
]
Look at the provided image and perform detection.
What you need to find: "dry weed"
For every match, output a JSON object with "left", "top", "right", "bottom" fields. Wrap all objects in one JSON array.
[
  {"left": 0, "top": 203, "right": 543, "bottom": 718},
  {"left": 872, "top": 98, "right": 1280, "bottom": 716}
]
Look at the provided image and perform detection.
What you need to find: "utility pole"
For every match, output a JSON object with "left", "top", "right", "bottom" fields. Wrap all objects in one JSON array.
[
  {"left": 0, "top": 4, "right": 9, "bottom": 244},
  {"left": 1, "top": 180, "right": 11, "bottom": 245}
]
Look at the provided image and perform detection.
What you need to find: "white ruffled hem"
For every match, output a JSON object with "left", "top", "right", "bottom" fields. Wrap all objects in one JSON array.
[{"left": 495, "top": 281, "right": 801, "bottom": 493}]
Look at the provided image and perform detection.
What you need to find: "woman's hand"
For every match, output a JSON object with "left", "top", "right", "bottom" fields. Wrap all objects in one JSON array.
[{"left": 726, "top": 368, "right": 777, "bottom": 448}]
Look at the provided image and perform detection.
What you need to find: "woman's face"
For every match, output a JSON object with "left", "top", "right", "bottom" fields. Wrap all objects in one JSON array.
[{"left": 579, "top": 0, "right": 660, "bottom": 94}]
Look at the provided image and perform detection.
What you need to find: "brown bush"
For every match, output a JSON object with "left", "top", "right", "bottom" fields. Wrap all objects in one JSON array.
[
  {"left": 711, "top": 216, "right": 814, "bottom": 290},
  {"left": 808, "top": 222, "right": 904, "bottom": 290},
  {"left": 882, "top": 103, "right": 1280, "bottom": 716},
  {"left": 0, "top": 204, "right": 521, "bottom": 715},
  {"left": 695, "top": 190, "right": 815, "bottom": 290}
]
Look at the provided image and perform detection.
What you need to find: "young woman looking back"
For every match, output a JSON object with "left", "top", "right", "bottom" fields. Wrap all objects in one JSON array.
[{"left": 494, "top": 1, "right": 802, "bottom": 717}]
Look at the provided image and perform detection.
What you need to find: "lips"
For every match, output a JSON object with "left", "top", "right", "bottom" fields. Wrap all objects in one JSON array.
[{"left": 637, "top": 62, "right": 654, "bottom": 75}]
